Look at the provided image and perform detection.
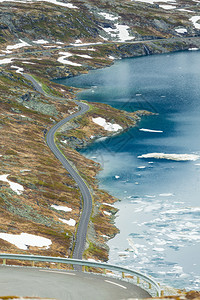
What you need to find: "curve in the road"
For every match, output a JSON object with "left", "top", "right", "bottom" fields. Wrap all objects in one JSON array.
[{"left": 23, "top": 74, "right": 93, "bottom": 260}]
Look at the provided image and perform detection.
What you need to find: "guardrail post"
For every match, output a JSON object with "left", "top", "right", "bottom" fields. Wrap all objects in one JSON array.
[
  {"left": 149, "top": 283, "right": 152, "bottom": 289},
  {"left": 137, "top": 277, "right": 140, "bottom": 284},
  {"left": 82, "top": 265, "right": 85, "bottom": 272},
  {"left": 161, "top": 290, "right": 164, "bottom": 296},
  {"left": 122, "top": 272, "right": 125, "bottom": 279},
  {"left": 103, "top": 268, "right": 106, "bottom": 275},
  {"left": 32, "top": 261, "right": 35, "bottom": 267},
  {"left": 57, "top": 263, "right": 61, "bottom": 269},
  {"left": 2, "top": 258, "right": 6, "bottom": 265}
]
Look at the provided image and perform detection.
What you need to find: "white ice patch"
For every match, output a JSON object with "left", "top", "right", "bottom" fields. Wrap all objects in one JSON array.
[
  {"left": 92, "top": 117, "right": 122, "bottom": 132},
  {"left": 51, "top": 204, "right": 72, "bottom": 212},
  {"left": 76, "top": 54, "right": 92, "bottom": 59},
  {"left": 57, "top": 51, "right": 82, "bottom": 66},
  {"left": 98, "top": 12, "right": 119, "bottom": 21},
  {"left": 139, "top": 128, "right": 163, "bottom": 133},
  {"left": 11, "top": 65, "right": 24, "bottom": 74},
  {"left": 159, "top": 4, "right": 176, "bottom": 9},
  {"left": 190, "top": 16, "right": 200, "bottom": 29},
  {"left": 6, "top": 39, "right": 30, "bottom": 50},
  {"left": 70, "top": 42, "right": 102, "bottom": 47},
  {"left": 59, "top": 218, "right": 76, "bottom": 226},
  {"left": 137, "top": 166, "right": 146, "bottom": 169},
  {"left": 0, "top": 174, "right": 24, "bottom": 195},
  {"left": 33, "top": 39, "right": 49, "bottom": 44},
  {"left": 115, "top": 175, "right": 120, "bottom": 179},
  {"left": 0, "top": 58, "right": 14, "bottom": 65},
  {"left": 133, "top": 0, "right": 175, "bottom": 4},
  {"left": 159, "top": 193, "right": 174, "bottom": 197},
  {"left": 108, "top": 55, "right": 115, "bottom": 60},
  {"left": 175, "top": 28, "right": 187, "bottom": 33},
  {"left": 0, "top": 232, "right": 51, "bottom": 250},
  {"left": 138, "top": 153, "right": 200, "bottom": 161},
  {"left": 104, "top": 211, "right": 112, "bottom": 216}
]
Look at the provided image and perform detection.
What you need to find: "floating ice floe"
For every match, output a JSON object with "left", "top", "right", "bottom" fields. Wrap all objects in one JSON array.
[
  {"left": 0, "top": 174, "right": 24, "bottom": 195},
  {"left": 138, "top": 153, "right": 200, "bottom": 161},
  {"left": 0, "top": 58, "right": 14, "bottom": 65},
  {"left": 115, "top": 175, "right": 120, "bottom": 179},
  {"left": 159, "top": 193, "right": 174, "bottom": 197},
  {"left": 190, "top": 16, "right": 200, "bottom": 29},
  {"left": 59, "top": 218, "right": 76, "bottom": 226},
  {"left": 0, "top": 232, "right": 52, "bottom": 250},
  {"left": 137, "top": 166, "right": 146, "bottom": 169},
  {"left": 139, "top": 128, "right": 163, "bottom": 133},
  {"left": 6, "top": 39, "right": 30, "bottom": 50},
  {"left": 11, "top": 65, "right": 24, "bottom": 74},
  {"left": 188, "top": 47, "right": 199, "bottom": 51},
  {"left": 92, "top": 117, "right": 122, "bottom": 132},
  {"left": 175, "top": 28, "right": 187, "bottom": 33},
  {"left": 51, "top": 204, "right": 72, "bottom": 212}
]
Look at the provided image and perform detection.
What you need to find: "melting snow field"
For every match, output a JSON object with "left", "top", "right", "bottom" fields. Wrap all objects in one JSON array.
[
  {"left": 0, "top": 233, "right": 52, "bottom": 250},
  {"left": 0, "top": 174, "right": 24, "bottom": 195},
  {"left": 51, "top": 204, "right": 72, "bottom": 212},
  {"left": 59, "top": 218, "right": 76, "bottom": 226},
  {"left": 92, "top": 117, "right": 122, "bottom": 132}
]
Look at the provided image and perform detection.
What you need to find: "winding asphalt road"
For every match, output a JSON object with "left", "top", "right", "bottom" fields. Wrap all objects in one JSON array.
[{"left": 23, "top": 74, "right": 92, "bottom": 260}]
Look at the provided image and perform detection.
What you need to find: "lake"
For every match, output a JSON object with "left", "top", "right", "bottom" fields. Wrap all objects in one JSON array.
[{"left": 55, "top": 50, "right": 200, "bottom": 290}]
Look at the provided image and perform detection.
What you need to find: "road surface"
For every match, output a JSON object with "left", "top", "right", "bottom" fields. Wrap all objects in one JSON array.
[
  {"left": 0, "top": 266, "right": 150, "bottom": 299},
  {"left": 23, "top": 74, "right": 92, "bottom": 260}
]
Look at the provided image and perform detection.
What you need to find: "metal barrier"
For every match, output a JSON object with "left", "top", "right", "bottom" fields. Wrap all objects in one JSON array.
[{"left": 0, "top": 253, "right": 162, "bottom": 296}]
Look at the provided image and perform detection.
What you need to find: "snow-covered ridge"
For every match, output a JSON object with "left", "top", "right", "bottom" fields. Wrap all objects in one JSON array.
[
  {"left": 92, "top": 117, "right": 123, "bottom": 132},
  {"left": 138, "top": 153, "right": 200, "bottom": 161},
  {"left": 0, "top": 233, "right": 52, "bottom": 250},
  {"left": 0, "top": 174, "right": 24, "bottom": 195},
  {"left": 190, "top": 16, "right": 200, "bottom": 29}
]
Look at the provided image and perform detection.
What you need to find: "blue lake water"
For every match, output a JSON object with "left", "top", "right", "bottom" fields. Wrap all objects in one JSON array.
[{"left": 55, "top": 51, "right": 200, "bottom": 290}]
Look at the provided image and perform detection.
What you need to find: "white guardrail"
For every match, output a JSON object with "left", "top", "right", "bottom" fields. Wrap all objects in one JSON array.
[{"left": 0, "top": 253, "right": 162, "bottom": 296}]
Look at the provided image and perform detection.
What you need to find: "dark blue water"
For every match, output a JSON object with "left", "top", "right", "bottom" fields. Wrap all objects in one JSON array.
[{"left": 56, "top": 51, "right": 200, "bottom": 290}]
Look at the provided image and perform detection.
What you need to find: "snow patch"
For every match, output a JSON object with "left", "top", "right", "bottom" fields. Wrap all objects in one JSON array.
[
  {"left": 7, "top": 39, "right": 30, "bottom": 50},
  {"left": 59, "top": 218, "right": 76, "bottom": 226},
  {"left": 159, "top": 4, "right": 176, "bottom": 9},
  {"left": 190, "top": 16, "right": 200, "bottom": 29},
  {"left": 98, "top": 12, "right": 119, "bottom": 21},
  {"left": 0, "top": 174, "right": 24, "bottom": 195},
  {"left": 189, "top": 48, "right": 199, "bottom": 51},
  {"left": 51, "top": 204, "right": 72, "bottom": 212},
  {"left": 0, "top": 58, "right": 14, "bottom": 65},
  {"left": 92, "top": 117, "right": 122, "bottom": 132},
  {"left": 11, "top": 65, "right": 24, "bottom": 74},
  {"left": 57, "top": 52, "right": 82, "bottom": 66},
  {"left": 0, "top": 232, "right": 51, "bottom": 250},
  {"left": 175, "top": 28, "right": 187, "bottom": 33}
]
